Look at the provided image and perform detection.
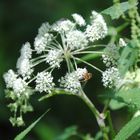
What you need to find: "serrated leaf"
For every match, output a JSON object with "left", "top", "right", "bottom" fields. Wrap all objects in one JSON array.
[
  {"left": 115, "top": 88, "right": 140, "bottom": 109},
  {"left": 14, "top": 109, "right": 50, "bottom": 140},
  {"left": 114, "top": 116, "right": 140, "bottom": 140},
  {"left": 102, "top": 1, "right": 138, "bottom": 19}
]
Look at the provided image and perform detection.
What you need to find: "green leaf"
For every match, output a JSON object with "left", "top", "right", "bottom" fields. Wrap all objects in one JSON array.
[
  {"left": 109, "top": 99, "right": 126, "bottom": 110},
  {"left": 118, "top": 41, "right": 138, "bottom": 76},
  {"left": 102, "top": 1, "right": 138, "bottom": 19},
  {"left": 56, "top": 126, "right": 78, "bottom": 140},
  {"left": 14, "top": 109, "right": 50, "bottom": 140},
  {"left": 114, "top": 116, "right": 140, "bottom": 140},
  {"left": 115, "top": 88, "right": 140, "bottom": 109}
]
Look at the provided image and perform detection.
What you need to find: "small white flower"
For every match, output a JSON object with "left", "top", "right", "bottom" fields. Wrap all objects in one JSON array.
[
  {"left": 119, "top": 38, "right": 127, "bottom": 47},
  {"left": 102, "top": 44, "right": 120, "bottom": 67},
  {"left": 13, "top": 78, "right": 27, "bottom": 95},
  {"left": 59, "top": 71, "right": 81, "bottom": 93},
  {"left": 35, "top": 71, "right": 55, "bottom": 93},
  {"left": 75, "top": 68, "right": 88, "bottom": 80},
  {"left": 34, "top": 33, "right": 53, "bottom": 54},
  {"left": 72, "top": 13, "right": 86, "bottom": 26},
  {"left": 38, "top": 22, "right": 51, "bottom": 36},
  {"left": 46, "top": 49, "right": 63, "bottom": 68},
  {"left": 52, "top": 19, "right": 75, "bottom": 33},
  {"left": 91, "top": 11, "right": 98, "bottom": 19},
  {"left": 3, "top": 69, "right": 17, "bottom": 88},
  {"left": 66, "top": 30, "right": 88, "bottom": 50},
  {"left": 102, "top": 67, "right": 121, "bottom": 88},
  {"left": 20, "top": 42, "right": 32, "bottom": 59},
  {"left": 85, "top": 11, "right": 107, "bottom": 42},
  {"left": 16, "top": 57, "right": 33, "bottom": 79}
]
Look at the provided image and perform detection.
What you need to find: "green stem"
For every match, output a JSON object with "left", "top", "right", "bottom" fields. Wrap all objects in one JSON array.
[
  {"left": 39, "top": 89, "right": 109, "bottom": 140},
  {"left": 78, "top": 91, "right": 109, "bottom": 140},
  {"left": 116, "top": 22, "right": 129, "bottom": 33},
  {"left": 107, "top": 111, "right": 116, "bottom": 139},
  {"left": 74, "top": 57, "right": 103, "bottom": 73}
]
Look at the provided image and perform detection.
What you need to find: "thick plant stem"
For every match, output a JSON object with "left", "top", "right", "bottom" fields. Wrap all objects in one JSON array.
[{"left": 78, "top": 91, "right": 109, "bottom": 140}]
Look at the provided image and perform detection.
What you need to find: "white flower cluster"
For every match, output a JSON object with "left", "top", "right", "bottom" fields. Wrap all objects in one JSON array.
[
  {"left": 102, "top": 44, "right": 120, "bottom": 67},
  {"left": 34, "top": 33, "right": 53, "bottom": 54},
  {"left": 102, "top": 67, "right": 121, "bottom": 88},
  {"left": 66, "top": 30, "right": 88, "bottom": 50},
  {"left": 3, "top": 69, "right": 27, "bottom": 97},
  {"left": 16, "top": 42, "right": 33, "bottom": 79},
  {"left": 52, "top": 19, "right": 75, "bottom": 33},
  {"left": 72, "top": 13, "right": 86, "bottom": 26},
  {"left": 60, "top": 68, "right": 88, "bottom": 93},
  {"left": 85, "top": 11, "right": 108, "bottom": 42},
  {"left": 46, "top": 49, "right": 63, "bottom": 68},
  {"left": 4, "top": 10, "right": 108, "bottom": 99},
  {"left": 35, "top": 71, "right": 55, "bottom": 93},
  {"left": 4, "top": 11, "right": 108, "bottom": 126}
]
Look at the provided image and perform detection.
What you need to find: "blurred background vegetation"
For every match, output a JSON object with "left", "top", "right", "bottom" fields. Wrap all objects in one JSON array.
[{"left": 0, "top": 0, "right": 129, "bottom": 139}]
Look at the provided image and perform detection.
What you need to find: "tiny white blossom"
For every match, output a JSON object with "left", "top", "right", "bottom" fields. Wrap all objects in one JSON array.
[
  {"left": 102, "top": 67, "right": 121, "bottom": 88},
  {"left": 75, "top": 68, "right": 88, "bottom": 80},
  {"left": 16, "top": 57, "right": 33, "bottom": 79},
  {"left": 102, "top": 44, "right": 120, "bottom": 67},
  {"left": 91, "top": 11, "right": 98, "bottom": 19},
  {"left": 85, "top": 11, "right": 107, "bottom": 42},
  {"left": 38, "top": 22, "right": 51, "bottom": 36},
  {"left": 59, "top": 71, "right": 81, "bottom": 93},
  {"left": 13, "top": 78, "right": 27, "bottom": 95},
  {"left": 52, "top": 19, "right": 75, "bottom": 33},
  {"left": 3, "top": 69, "right": 17, "bottom": 88},
  {"left": 46, "top": 49, "right": 63, "bottom": 68},
  {"left": 72, "top": 13, "right": 86, "bottom": 26},
  {"left": 66, "top": 30, "right": 88, "bottom": 50},
  {"left": 34, "top": 33, "right": 53, "bottom": 54},
  {"left": 20, "top": 42, "right": 32, "bottom": 59},
  {"left": 119, "top": 38, "right": 127, "bottom": 47},
  {"left": 35, "top": 71, "right": 55, "bottom": 93}
]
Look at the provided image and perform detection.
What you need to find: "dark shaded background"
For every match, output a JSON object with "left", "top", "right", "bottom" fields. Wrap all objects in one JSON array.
[{"left": 0, "top": 0, "right": 129, "bottom": 139}]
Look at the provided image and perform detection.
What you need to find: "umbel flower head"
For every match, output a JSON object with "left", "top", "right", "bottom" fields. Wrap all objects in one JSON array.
[{"left": 3, "top": 10, "right": 108, "bottom": 126}]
